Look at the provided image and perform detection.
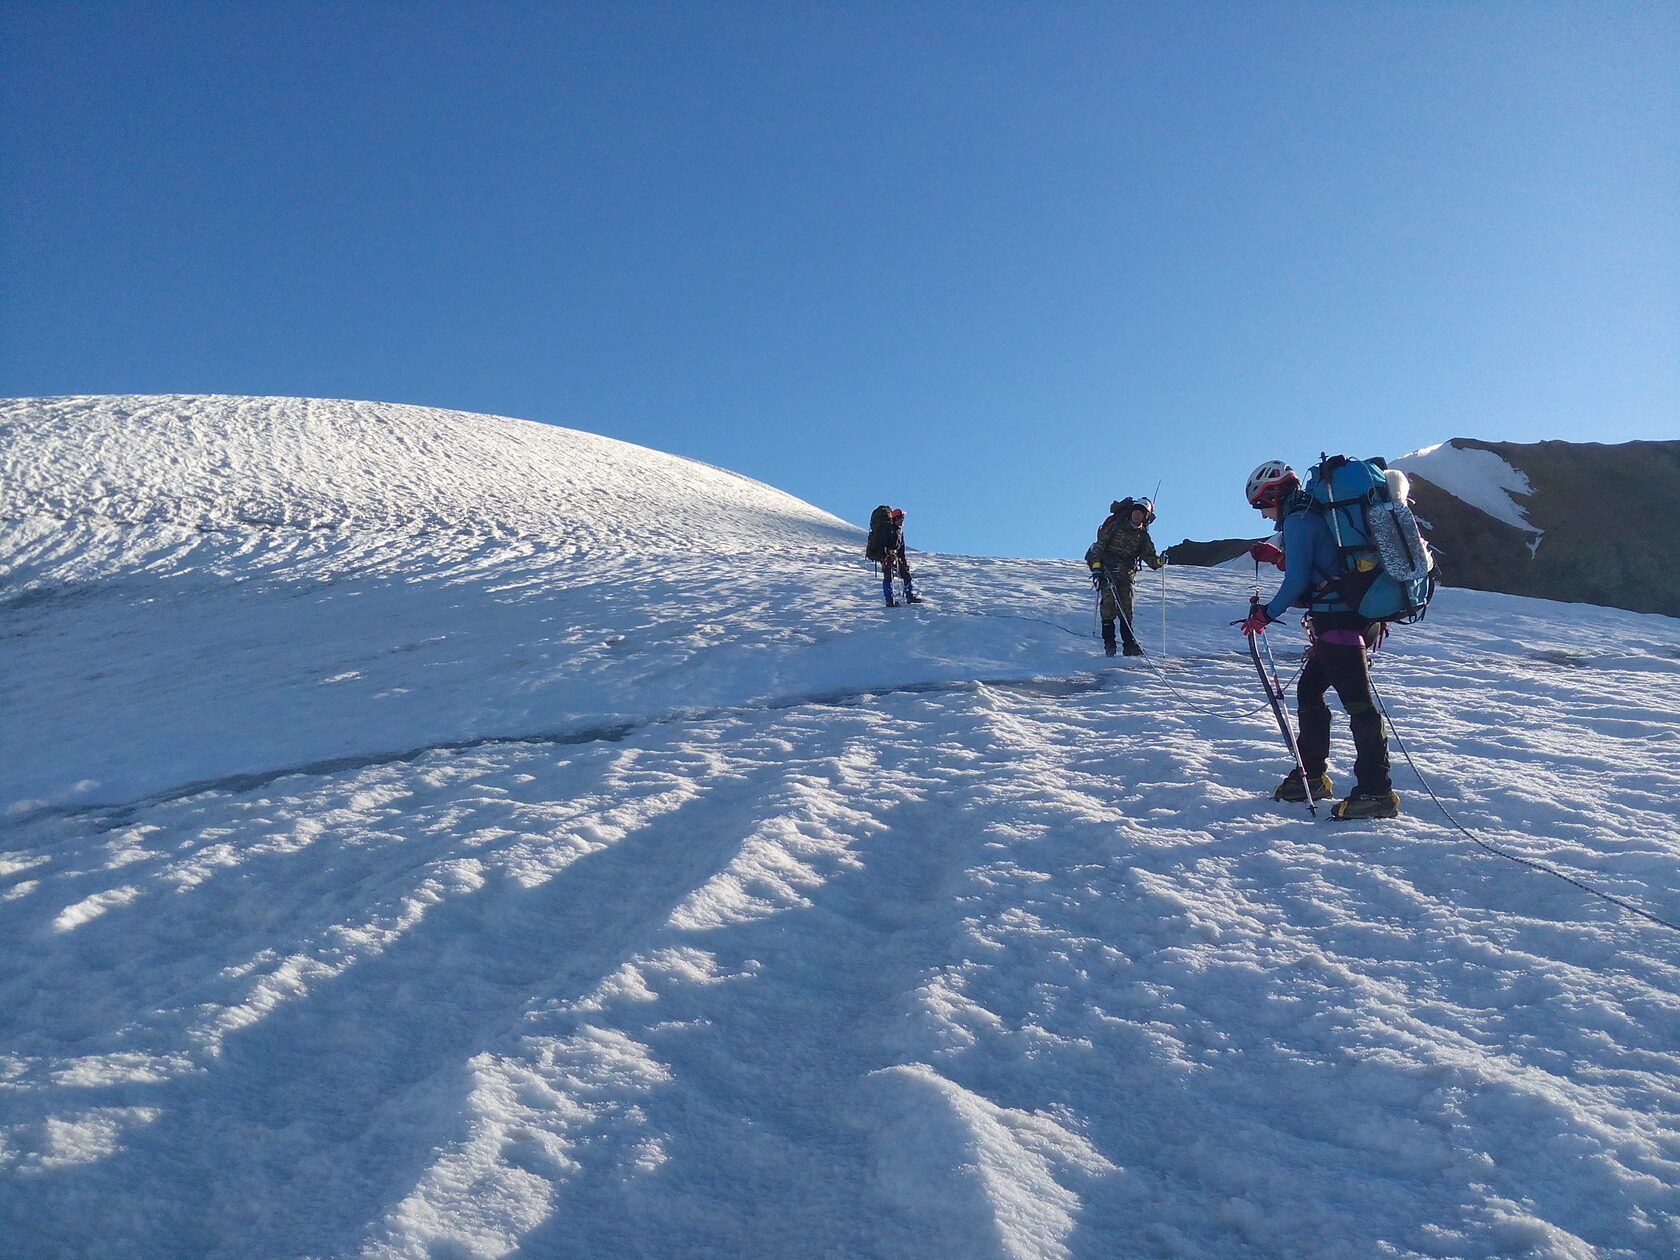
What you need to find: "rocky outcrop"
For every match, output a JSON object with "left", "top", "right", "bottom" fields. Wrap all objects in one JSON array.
[
  {"left": 1402, "top": 438, "right": 1679, "bottom": 618},
  {"left": 1163, "top": 537, "right": 1255, "bottom": 567}
]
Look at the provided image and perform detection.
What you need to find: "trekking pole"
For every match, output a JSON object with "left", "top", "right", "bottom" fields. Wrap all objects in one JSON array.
[
  {"left": 1159, "top": 559, "right": 1168, "bottom": 659},
  {"left": 1245, "top": 594, "right": 1317, "bottom": 817}
]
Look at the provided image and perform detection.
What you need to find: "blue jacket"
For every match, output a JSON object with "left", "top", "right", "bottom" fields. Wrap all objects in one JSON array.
[{"left": 1263, "top": 501, "right": 1343, "bottom": 621}]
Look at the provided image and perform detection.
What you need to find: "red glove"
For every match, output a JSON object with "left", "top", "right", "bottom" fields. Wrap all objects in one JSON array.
[
  {"left": 1249, "top": 540, "right": 1285, "bottom": 570},
  {"left": 1237, "top": 607, "right": 1274, "bottom": 637}
]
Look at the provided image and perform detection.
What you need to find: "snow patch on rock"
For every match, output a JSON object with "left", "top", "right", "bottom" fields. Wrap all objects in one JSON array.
[{"left": 1393, "top": 441, "right": 1542, "bottom": 537}]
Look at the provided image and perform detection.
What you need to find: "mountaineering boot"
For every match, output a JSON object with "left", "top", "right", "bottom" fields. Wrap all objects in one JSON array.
[
  {"left": 1101, "top": 621, "right": 1118, "bottom": 657},
  {"left": 1330, "top": 790, "right": 1401, "bottom": 820},
  {"left": 886, "top": 599, "right": 901, "bottom": 607},
  {"left": 1119, "top": 617, "right": 1143, "bottom": 656},
  {"left": 1273, "top": 769, "right": 1333, "bottom": 802},
  {"left": 905, "top": 594, "right": 924, "bottom": 604}
]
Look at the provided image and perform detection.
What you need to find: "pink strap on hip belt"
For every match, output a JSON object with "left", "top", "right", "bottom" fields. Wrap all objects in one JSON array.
[{"left": 1315, "top": 629, "right": 1370, "bottom": 647}]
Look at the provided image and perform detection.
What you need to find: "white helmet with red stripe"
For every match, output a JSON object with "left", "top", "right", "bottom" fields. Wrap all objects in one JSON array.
[{"left": 1244, "top": 460, "right": 1298, "bottom": 509}]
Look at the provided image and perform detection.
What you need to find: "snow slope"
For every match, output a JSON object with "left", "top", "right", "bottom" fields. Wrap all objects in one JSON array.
[
  {"left": 3, "top": 396, "right": 1679, "bottom": 1259},
  {"left": 1, "top": 394, "right": 850, "bottom": 547}
]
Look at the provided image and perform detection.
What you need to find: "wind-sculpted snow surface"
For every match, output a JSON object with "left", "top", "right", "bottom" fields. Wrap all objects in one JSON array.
[
  {"left": 0, "top": 394, "right": 853, "bottom": 550},
  {"left": 2, "top": 396, "right": 1680, "bottom": 1258}
]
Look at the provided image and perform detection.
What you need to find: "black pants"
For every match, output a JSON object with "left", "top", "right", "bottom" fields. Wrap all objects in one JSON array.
[
  {"left": 1296, "top": 629, "right": 1391, "bottom": 794},
  {"left": 881, "top": 553, "right": 915, "bottom": 603}
]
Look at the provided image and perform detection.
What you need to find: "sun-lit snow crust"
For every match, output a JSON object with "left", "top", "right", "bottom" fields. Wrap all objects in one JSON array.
[
  {"left": 3, "top": 395, "right": 1680, "bottom": 1259},
  {"left": 0, "top": 394, "right": 854, "bottom": 550}
]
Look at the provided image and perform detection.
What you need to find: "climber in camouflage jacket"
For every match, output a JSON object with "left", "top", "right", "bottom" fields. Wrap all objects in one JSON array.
[{"left": 1084, "top": 498, "right": 1164, "bottom": 656}]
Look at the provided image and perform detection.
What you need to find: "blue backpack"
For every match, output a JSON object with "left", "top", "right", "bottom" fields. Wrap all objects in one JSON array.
[{"left": 1300, "top": 455, "right": 1437, "bottom": 624}]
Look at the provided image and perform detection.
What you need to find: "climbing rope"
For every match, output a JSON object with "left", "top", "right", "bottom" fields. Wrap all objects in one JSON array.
[
  {"left": 941, "top": 567, "right": 1304, "bottom": 721},
  {"left": 1123, "top": 558, "right": 1678, "bottom": 934},
  {"left": 891, "top": 558, "right": 1678, "bottom": 935},
  {"left": 1112, "top": 598, "right": 1297, "bottom": 721},
  {"left": 1372, "top": 676, "right": 1680, "bottom": 936}
]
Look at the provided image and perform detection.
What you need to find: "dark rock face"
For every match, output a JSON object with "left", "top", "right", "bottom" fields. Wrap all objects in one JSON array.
[
  {"left": 1168, "top": 439, "right": 1680, "bottom": 619},
  {"left": 1403, "top": 438, "right": 1680, "bottom": 619}
]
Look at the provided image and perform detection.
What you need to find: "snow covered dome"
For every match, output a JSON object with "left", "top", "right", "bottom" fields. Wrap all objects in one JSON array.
[{"left": 0, "top": 394, "right": 855, "bottom": 552}]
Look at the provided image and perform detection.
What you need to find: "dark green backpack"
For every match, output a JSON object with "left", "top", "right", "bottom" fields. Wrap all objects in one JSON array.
[{"left": 865, "top": 505, "right": 895, "bottom": 562}]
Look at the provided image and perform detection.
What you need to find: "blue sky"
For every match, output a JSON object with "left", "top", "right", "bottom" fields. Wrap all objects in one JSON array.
[{"left": 3, "top": 2, "right": 1675, "bottom": 558}]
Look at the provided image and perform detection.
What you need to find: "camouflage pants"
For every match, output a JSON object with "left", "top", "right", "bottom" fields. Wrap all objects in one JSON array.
[{"left": 1098, "top": 571, "right": 1136, "bottom": 630}]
